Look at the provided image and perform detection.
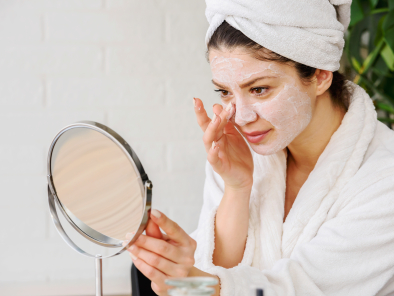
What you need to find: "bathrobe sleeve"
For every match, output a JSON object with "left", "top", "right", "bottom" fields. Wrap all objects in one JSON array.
[
  {"left": 190, "top": 161, "right": 225, "bottom": 269},
  {"left": 197, "top": 171, "right": 394, "bottom": 296}
]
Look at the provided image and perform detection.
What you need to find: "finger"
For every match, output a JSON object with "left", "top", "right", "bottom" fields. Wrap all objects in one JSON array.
[
  {"left": 202, "top": 111, "right": 222, "bottom": 152},
  {"left": 224, "top": 120, "right": 239, "bottom": 133},
  {"left": 129, "top": 245, "right": 185, "bottom": 277},
  {"left": 132, "top": 234, "right": 181, "bottom": 263},
  {"left": 146, "top": 215, "right": 163, "bottom": 239},
  {"left": 207, "top": 140, "right": 221, "bottom": 168},
  {"left": 124, "top": 231, "right": 135, "bottom": 240},
  {"left": 194, "top": 98, "right": 211, "bottom": 132},
  {"left": 216, "top": 102, "right": 235, "bottom": 140},
  {"left": 212, "top": 103, "right": 223, "bottom": 115},
  {"left": 151, "top": 281, "right": 169, "bottom": 296},
  {"left": 150, "top": 209, "right": 192, "bottom": 246},
  {"left": 132, "top": 257, "right": 168, "bottom": 288}
]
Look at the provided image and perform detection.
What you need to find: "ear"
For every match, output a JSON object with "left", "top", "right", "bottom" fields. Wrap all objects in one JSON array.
[{"left": 315, "top": 70, "right": 333, "bottom": 96}]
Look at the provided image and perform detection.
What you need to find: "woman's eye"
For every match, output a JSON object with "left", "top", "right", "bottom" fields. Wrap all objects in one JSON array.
[
  {"left": 251, "top": 87, "right": 268, "bottom": 95},
  {"left": 214, "top": 89, "right": 230, "bottom": 97}
]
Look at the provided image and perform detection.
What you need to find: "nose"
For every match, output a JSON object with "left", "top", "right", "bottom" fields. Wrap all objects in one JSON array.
[{"left": 234, "top": 102, "right": 258, "bottom": 126}]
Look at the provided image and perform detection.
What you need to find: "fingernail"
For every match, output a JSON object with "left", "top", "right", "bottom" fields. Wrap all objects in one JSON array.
[
  {"left": 151, "top": 209, "right": 161, "bottom": 218},
  {"left": 194, "top": 98, "right": 201, "bottom": 110},
  {"left": 211, "top": 113, "right": 217, "bottom": 124},
  {"left": 227, "top": 105, "right": 235, "bottom": 120},
  {"left": 125, "top": 232, "right": 135, "bottom": 240},
  {"left": 211, "top": 141, "right": 216, "bottom": 150},
  {"left": 122, "top": 240, "right": 127, "bottom": 247},
  {"left": 130, "top": 245, "right": 138, "bottom": 261},
  {"left": 225, "top": 102, "right": 233, "bottom": 112}
]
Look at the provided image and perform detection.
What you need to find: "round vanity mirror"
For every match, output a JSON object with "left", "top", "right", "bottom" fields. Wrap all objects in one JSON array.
[{"left": 47, "top": 121, "right": 152, "bottom": 296}]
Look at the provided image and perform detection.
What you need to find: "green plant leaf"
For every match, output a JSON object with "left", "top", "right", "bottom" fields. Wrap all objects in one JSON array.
[
  {"left": 373, "top": 55, "right": 394, "bottom": 77},
  {"left": 345, "top": 0, "right": 394, "bottom": 129},
  {"left": 359, "top": 75, "right": 394, "bottom": 106},
  {"left": 347, "top": 17, "right": 369, "bottom": 64},
  {"left": 347, "top": 13, "right": 385, "bottom": 68},
  {"left": 351, "top": 57, "right": 362, "bottom": 72},
  {"left": 371, "top": 8, "right": 390, "bottom": 14},
  {"left": 368, "top": 12, "right": 386, "bottom": 52},
  {"left": 360, "top": 38, "right": 385, "bottom": 73},
  {"left": 381, "top": 43, "right": 394, "bottom": 70},
  {"left": 371, "top": 8, "right": 389, "bottom": 14},
  {"left": 382, "top": 77, "right": 394, "bottom": 104},
  {"left": 383, "top": 10, "right": 394, "bottom": 51},
  {"left": 370, "top": 0, "right": 379, "bottom": 8},
  {"left": 374, "top": 15, "right": 385, "bottom": 45},
  {"left": 350, "top": 0, "right": 365, "bottom": 26},
  {"left": 378, "top": 117, "right": 394, "bottom": 123},
  {"left": 376, "top": 101, "right": 394, "bottom": 113},
  {"left": 389, "top": 0, "right": 394, "bottom": 10}
]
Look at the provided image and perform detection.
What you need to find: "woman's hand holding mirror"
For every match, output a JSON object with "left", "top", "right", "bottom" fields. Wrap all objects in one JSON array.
[
  {"left": 125, "top": 210, "right": 198, "bottom": 295},
  {"left": 194, "top": 98, "right": 254, "bottom": 191}
]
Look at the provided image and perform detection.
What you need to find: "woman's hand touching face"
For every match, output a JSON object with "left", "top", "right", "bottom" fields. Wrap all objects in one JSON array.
[
  {"left": 125, "top": 210, "right": 197, "bottom": 295},
  {"left": 194, "top": 98, "right": 254, "bottom": 191}
]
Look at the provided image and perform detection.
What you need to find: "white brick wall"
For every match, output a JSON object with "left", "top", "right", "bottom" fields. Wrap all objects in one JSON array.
[{"left": 0, "top": 1, "right": 217, "bottom": 295}]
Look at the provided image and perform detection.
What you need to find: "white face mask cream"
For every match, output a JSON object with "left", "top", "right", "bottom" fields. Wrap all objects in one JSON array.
[{"left": 210, "top": 56, "right": 312, "bottom": 155}]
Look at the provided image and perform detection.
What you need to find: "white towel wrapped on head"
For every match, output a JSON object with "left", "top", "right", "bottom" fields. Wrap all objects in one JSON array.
[{"left": 205, "top": 0, "right": 352, "bottom": 71}]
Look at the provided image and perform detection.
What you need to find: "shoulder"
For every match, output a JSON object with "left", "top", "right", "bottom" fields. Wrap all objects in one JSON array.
[
  {"left": 340, "top": 122, "right": 394, "bottom": 209},
  {"left": 357, "top": 122, "right": 394, "bottom": 183},
  {"left": 363, "top": 121, "right": 394, "bottom": 163},
  {"left": 353, "top": 122, "right": 394, "bottom": 186}
]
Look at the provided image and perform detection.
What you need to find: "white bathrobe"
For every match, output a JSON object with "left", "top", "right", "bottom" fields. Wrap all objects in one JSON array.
[{"left": 191, "top": 83, "right": 394, "bottom": 296}]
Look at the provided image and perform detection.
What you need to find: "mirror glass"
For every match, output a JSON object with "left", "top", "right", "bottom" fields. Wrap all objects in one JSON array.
[{"left": 50, "top": 126, "right": 145, "bottom": 245}]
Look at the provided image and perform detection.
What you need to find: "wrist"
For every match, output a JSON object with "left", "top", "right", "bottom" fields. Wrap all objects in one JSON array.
[
  {"left": 224, "top": 183, "right": 252, "bottom": 195},
  {"left": 223, "top": 185, "right": 252, "bottom": 203}
]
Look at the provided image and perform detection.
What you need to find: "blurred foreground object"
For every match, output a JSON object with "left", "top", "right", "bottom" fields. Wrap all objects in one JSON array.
[{"left": 165, "top": 277, "right": 218, "bottom": 296}]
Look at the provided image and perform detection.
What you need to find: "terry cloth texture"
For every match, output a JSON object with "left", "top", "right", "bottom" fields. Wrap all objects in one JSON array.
[
  {"left": 205, "top": 0, "right": 352, "bottom": 71},
  {"left": 191, "top": 82, "right": 394, "bottom": 296}
]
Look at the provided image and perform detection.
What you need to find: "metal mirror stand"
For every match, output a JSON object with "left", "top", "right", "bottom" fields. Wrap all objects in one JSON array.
[
  {"left": 47, "top": 121, "right": 153, "bottom": 296},
  {"left": 47, "top": 182, "right": 152, "bottom": 296}
]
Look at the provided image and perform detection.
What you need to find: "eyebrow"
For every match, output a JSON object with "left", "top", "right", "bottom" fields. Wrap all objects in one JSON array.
[{"left": 212, "top": 76, "right": 278, "bottom": 89}]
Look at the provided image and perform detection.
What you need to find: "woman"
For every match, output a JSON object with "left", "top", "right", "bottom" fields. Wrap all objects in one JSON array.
[{"left": 126, "top": 0, "right": 394, "bottom": 295}]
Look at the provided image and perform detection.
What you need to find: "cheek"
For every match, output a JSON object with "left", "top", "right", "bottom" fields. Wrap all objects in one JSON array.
[{"left": 254, "top": 86, "right": 311, "bottom": 129}]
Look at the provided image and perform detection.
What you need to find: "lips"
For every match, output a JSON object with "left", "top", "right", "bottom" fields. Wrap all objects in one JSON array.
[{"left": 243, "top": 129, "right": 271, "bottom": 144}]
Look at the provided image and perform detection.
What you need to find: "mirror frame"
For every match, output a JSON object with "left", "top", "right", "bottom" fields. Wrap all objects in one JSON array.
[{"left": 47, "top": 121, "right": 152, "bottom": 258}]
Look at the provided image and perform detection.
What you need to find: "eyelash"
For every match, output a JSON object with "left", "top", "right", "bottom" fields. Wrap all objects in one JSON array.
[
  {"left": 214, "top": 87, "right": 269, "bottom": 98},
  {"left": 214, "top": 89, "right": 230, "bottom": 97}
]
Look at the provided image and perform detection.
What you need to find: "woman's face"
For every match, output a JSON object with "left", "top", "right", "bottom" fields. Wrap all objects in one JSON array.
[{"left": 209, "top": 48, "right": 316, "bottom": 155}]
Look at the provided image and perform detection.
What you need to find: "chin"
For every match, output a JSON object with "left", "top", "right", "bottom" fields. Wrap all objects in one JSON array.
[{"left": 249, "top": 140, "right": 286, "bottom": 156}]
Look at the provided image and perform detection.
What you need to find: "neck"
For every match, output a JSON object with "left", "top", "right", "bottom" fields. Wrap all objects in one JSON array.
[{"left": 287, "top": 92, "right": 346, "bottom": 173}]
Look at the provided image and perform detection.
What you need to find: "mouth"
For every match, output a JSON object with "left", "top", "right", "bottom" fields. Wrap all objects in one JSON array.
[{"left": 242, "top": 129, "right": 271, "bottom": 144}]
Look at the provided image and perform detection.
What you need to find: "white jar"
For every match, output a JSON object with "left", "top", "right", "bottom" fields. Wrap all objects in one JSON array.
[{"left": 165, "top": 277, "right": 218, "bottom": 296}]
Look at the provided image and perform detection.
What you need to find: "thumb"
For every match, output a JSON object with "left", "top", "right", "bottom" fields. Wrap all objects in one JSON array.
[{"left": 145, "top": 214, "right": 163, "bottom": 239}]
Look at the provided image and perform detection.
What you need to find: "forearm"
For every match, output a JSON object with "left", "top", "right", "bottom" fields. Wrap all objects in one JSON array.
[{"left": 213, "top": 186, "right": 251, "bottom": 268}]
